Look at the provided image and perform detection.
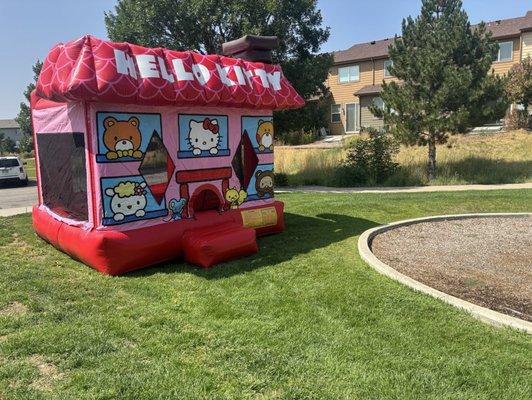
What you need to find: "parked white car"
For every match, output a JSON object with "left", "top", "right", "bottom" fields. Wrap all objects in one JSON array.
[{"left": 0, "top": 156, "right": 28, "bottom": 186}]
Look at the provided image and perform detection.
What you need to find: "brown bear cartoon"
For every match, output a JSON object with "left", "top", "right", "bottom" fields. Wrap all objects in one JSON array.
[
  {"left": 255, "top": 119, "right": 274, "bottom": 152},
  {"left": 103, "top": 116, "right": 143, "bottom": 160},
  {"left": 255, "top": 170, "right": 274, "bottom": 198}
]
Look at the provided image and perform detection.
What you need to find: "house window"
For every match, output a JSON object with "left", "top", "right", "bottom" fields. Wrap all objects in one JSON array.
[
  {"left": 384, "top": 60, "right": 393, "bottom": 77},
  {"left": 373, "top": 97, "right": 384, "bottom": 119},
  {"left": 331, "top": 104, "right": 341, "bottom": 123},
  {"left": 496, "top": 41, "right": 513, "bottom": 62},
  {"left": 338, "top": 65, "right": 359, "bottom": 83}
]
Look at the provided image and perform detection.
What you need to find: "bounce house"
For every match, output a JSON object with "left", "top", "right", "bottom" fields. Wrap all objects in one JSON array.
[{"left": 31, "top": 34, "right": 304, "bottom": 275}]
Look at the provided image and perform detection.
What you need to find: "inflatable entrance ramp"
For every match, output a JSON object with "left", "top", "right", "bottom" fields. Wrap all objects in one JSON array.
[{"left": 183, "top": 222, "right": 258, "bottom": 268}]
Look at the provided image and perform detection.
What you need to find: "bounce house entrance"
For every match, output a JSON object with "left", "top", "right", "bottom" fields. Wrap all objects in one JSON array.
[{"left": 191, "top": 188, "right": 221, "bottom": 214}]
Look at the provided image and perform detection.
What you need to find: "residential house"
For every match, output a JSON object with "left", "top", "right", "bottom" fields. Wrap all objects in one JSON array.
[
  {"left": 0, "top": 119, "right": 23, "bottom": 147},
  {"left": 327, "top": 11, "right": 532, "bottom": 135}
]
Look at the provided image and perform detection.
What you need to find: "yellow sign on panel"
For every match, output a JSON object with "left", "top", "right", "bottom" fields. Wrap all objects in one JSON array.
[{"left": 241, "top": 207, "right": 278, "bottom": 228}]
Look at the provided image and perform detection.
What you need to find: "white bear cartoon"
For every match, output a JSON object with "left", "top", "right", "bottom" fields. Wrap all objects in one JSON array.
[
  {"left": 105, "top": 181, "right": 147, "bottom": 222},
  {"left": 188, "top": 118, "right": 220, "bottom": 156}
]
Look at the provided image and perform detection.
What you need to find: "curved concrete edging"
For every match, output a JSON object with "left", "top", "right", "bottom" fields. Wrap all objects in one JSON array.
[{"left": 358, "top": 213, "right": 532, "bottom": 334}]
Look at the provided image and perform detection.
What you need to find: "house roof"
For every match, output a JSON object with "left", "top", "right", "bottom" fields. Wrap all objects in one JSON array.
[
  {"left": 36, "top": 35, "right": 304, "bottom": 110},
  {"left": 486, "top": 10, "right": 532, "bottom": 38},
  {"left": 0, "top": 119, "right": 19, "bottom": 129},
  {"left": 333, "top": 11, "right": 532, "bottom": 64},
  {"left": 355, "top": 84, "right": 383, "bottom": 96}
]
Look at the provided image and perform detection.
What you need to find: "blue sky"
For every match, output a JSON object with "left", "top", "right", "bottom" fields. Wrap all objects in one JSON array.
[{"left": 0, "top": 0, "right": 530, "bottom": 119}]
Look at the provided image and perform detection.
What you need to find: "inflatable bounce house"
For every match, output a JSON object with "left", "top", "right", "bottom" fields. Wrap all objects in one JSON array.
[{"left": 31, "top": 34, "right": 303, "bottom": 275}]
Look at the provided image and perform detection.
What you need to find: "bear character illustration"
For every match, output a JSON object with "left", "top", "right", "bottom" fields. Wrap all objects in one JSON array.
[
  {"left": 105, "top": 181, "right": 147, "bottom": 222},
  {"left": 103, "top": 116, "right": 143, "bottom": 160},
  {"left": 255, "top": 119, "right": 274, "bottom": 152},
  {"left": 255, "top": 170, "right": 274, "bottom": 198},
  {"left": 188, "top": 118, "right": 220, "bottom": 156},
  {"left": 225, "top": 187, "right": 247, "bottom": 209}
]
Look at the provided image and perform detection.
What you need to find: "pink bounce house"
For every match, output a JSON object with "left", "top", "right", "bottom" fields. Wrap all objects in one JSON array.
[{"left": 31, "top": 35, "right": 303, "bottom": 275}]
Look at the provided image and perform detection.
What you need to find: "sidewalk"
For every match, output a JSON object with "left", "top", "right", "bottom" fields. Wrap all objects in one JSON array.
[
  {"left": 276, "top": 182, "right": 532, "bottom": 194},
  {"left": 0, "top": 206, "right": 34, "bottom": 217}
]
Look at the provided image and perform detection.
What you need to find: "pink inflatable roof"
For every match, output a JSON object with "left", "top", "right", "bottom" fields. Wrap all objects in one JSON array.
[{"left": 36, "top": 35, "right": 305, "bottom": 110}]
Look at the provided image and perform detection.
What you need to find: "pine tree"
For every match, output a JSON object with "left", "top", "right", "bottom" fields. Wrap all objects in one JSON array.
[{"left": 372, "top": 0, "right": 507, "bottom": 180}]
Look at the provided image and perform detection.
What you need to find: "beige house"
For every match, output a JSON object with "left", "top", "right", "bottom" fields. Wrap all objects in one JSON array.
[{"left": 327, "top": 11, "right": 532, "bottom": 135}]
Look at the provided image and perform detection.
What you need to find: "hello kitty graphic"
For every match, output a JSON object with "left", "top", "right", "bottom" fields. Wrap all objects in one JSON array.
[{"left": 187, "top": 118, "right": 220, "bottom": 156}]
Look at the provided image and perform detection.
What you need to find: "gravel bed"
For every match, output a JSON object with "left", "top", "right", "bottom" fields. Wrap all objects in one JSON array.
[{"left": 371, "top": 216, "right": 532, "bottom": 321}]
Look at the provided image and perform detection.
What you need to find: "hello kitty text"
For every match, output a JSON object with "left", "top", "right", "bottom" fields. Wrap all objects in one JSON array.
[{"left": 114, "top": 50, "right": 282, "bottom": 90}]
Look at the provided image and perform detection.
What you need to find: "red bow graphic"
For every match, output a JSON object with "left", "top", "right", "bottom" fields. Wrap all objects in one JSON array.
[{"left": 203, "top": 118, "right": 219, "bottom": 134}]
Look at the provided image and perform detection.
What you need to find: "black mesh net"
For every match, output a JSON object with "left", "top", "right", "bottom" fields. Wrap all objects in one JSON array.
[{"left": 36, "top": 132, "right": 88, "bottom": 221}]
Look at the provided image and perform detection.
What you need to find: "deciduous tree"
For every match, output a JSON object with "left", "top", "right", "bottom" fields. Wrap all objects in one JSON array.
[
  {"left": 506, "top": 56, "right": 532, "bottom": 113},
  {"left": 16, "top": 60, "right": 42, "bottom": 138},
  {"left": 105, "top": 0, "right": 332, "bottom": 135}
]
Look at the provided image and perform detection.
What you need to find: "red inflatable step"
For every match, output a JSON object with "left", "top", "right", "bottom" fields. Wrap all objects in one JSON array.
[{"left": 182, "top": 221, "right": 258, "bottom": 268}]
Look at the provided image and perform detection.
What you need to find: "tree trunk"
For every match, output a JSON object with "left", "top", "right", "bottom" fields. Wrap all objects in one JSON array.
[{"left": 427, "top": 136, "right": 437, "bottom": 181}]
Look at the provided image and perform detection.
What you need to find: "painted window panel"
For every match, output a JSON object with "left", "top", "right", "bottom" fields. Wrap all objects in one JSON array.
[
  {"left": 245, "top": 163, "right": 274, "bottom": 201},
  {"left": 242, "top": 116, "right": 274, "bottom": 154},
  {"left": 96, "top": 112, "right": 162, "bottom": 163},
  {"left": 101, "top": 175, "right": 168, "bottom": 226},
  {"left": 177, "top": 114, "right": 229, "bottom": 158}
]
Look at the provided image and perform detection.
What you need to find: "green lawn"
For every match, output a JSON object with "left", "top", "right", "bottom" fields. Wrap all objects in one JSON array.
[
  {"left": 22, "top": 158, "right": 36, "bottom": 180},
  {"left": 1, "top": 191, "right": 531, "bottom": 399}
]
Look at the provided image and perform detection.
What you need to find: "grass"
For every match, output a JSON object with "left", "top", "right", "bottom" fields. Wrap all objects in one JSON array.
[
  {"left": 275, "top": 130, "right": 532, "bottom": 186},
  {"left": 22, "top": 158, "right": 36, "bottom": 180},
  {"left": 1, "top": 190, "right": 532, "bottom": 399}
]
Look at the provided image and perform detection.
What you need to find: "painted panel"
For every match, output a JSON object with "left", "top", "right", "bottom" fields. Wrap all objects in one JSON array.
[
  {"left": 177, "top": 114, "right": 229, "bottom": 158},
  {"left": 101, "top": 175, "right": 168, "bottom": 226},
  {"left": 95, "top": 112, "right": 162, "bottom": 163},
  {"left": 89, "top": 103, "right": 274, "bottom": 231}
]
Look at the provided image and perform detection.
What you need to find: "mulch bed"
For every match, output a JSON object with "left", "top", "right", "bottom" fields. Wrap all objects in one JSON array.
[{"left": 371, "top": 216, "right": 532, "bottom": 321}]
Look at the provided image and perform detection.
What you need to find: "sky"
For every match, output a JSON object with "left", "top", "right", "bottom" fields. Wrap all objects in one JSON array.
[{"left": 0, "top": 0, "right": 530, "bottom": 119}]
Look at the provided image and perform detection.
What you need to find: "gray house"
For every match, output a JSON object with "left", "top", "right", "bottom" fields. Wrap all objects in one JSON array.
[{"left": 0, "top": 119, "right": 23, "bottom": 148}]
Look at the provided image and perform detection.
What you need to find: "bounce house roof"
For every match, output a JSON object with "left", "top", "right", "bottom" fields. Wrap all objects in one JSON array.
[{"left": 36, "top": 35, "right": 305, "bottom": 110}]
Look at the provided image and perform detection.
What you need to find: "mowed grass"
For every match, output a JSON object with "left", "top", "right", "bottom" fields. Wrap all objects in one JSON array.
[
  {"left": 1, "top": 190, "right": 532, "bottom": 399},
  {"left": 22, "top": 158, "right": 36, "bottom": 180},
  {"left": 275, "top": 130, "right": 532, "bottom": 186}
]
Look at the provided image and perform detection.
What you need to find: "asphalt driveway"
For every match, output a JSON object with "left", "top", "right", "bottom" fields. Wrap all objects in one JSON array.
[{"left": 0, "top": 180, "right": 38, "bottom": 210}]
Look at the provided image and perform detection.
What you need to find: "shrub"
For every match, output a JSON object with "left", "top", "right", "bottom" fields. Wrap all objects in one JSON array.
[
  {"left": 504, "top": 108, "right": 531, "bottom": 130},
  {"left": 337, "top": 129, "right": 399, "bottom": 185},
  {"left": 276, "top": 129, "right": 319, "bottom": 146},
  {"left": 274, "top": 172, "right": 289, "bottom": 187}
]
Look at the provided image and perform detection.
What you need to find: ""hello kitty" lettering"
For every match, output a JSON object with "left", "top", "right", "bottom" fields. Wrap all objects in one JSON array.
[{"left": 114, "top": 50, "right": 282, "bottom": 90}]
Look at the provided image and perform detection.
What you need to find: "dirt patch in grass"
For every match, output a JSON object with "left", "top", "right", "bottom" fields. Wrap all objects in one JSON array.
[
  {"left": 371, "top": 216, "right": 532, "bottom": 321},
  {"left": 0, "top": 301, "right": 28, "bottom": 317},
  {"left": 28, "top": 355, "right": 64, "bottom": 391}
]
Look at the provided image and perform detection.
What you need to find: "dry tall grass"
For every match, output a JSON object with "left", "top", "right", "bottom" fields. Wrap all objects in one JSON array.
[{"left": 275, "top": 130, "right": 532, "bottom": 186}]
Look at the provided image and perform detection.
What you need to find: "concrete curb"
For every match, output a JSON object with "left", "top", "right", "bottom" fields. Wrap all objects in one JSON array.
[
  {"left": 0, "top": 206, "right": 33, "bottom": 217},
  {"left": 277, "top": 182, "right": 532, "bottom": 194},
  {"left": 358, "top": 213, "right": 532, "bottom": 334}
]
